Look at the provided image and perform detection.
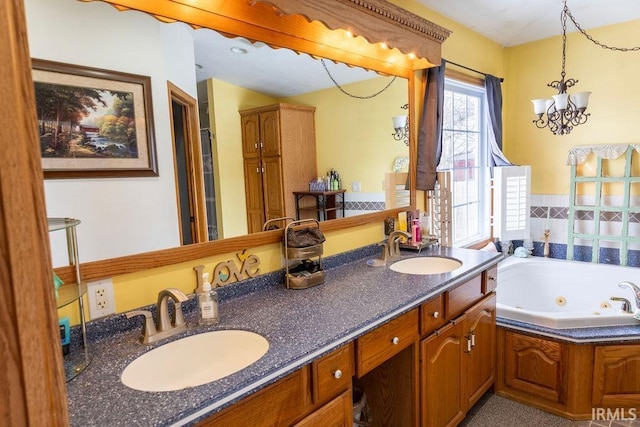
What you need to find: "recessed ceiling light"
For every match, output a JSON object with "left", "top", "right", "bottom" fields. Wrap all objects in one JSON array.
[{"left": 230, "top": 47, "right": 248, "bottom": 55}]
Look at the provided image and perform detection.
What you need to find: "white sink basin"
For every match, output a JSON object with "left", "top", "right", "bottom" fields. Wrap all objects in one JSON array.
[
  {"left": 121, "top": 330, "right": 269, "bottom": 392},
  {"left": 390, "top": 257, "right": 462, "bottom": 275}
]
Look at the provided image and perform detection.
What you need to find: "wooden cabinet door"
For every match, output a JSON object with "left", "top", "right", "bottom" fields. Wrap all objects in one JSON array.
[
  {"left": 243, "top": 157, "right": 266, "bottom": 233},
  {"left": 421, "top": 319, "right": 466, "bottom": 427},
  {"left": 293, "top": 390, "right": 352, "bottom": 427},
  {"left": 502, "top": 331, "right": 567, "bottom": 405},
  {"left": 593, "top": 344, "right": 640, "bottom": 408},
  {"left": 261, "top": 156, "right": 285, "bottom": 223},
  {"left": 241, "top": 113, "right": 260, "bottom": 158},
  {"left": 464, "top": 294, "right": 496, "bottom": 409},
  {"left": 259, "top": 109, "right": 281, "bottom": 157}
]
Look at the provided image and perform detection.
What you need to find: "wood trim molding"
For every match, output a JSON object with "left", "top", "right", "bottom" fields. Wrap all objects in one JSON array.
[
  {"left": 254, "top": 0, "right": 451, "bottom": 63},
  {"left": 167, "top": 81, "right": 209, "bottom": 244},
  {"left": 53, "top": 207, "right": 406, "bottom": 284},
  {"left": 85, "top": 0, "right": 449, "bottom": 72},
  {"left": 1, "top": 0, "right": 69, "bottom": 424}
]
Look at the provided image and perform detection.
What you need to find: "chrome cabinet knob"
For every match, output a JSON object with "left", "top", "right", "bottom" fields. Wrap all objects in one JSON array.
[
  {"left": 392, "top": 336, "right": 400, "bottom": 345},
  {"left": 333, "top": 369, "right": 343, "bottom": 379},
  {"left": 433, "top": 311, "right": 440, "bottom": 318}
]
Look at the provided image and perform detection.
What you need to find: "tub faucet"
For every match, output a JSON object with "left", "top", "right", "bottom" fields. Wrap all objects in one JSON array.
[
  {"left": 386, "top": 230, "right": 411, "bottom": 259},
  {"left": 618, "top": 281, "right": 640, "bottom": 310},
  {"left": 610, "top": 296, "right": 634, "bottom": 314}
]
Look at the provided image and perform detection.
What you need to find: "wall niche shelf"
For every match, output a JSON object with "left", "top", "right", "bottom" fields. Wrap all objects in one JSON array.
[{"left": 49, "top": 218, "right": 91, "bottom": 381}]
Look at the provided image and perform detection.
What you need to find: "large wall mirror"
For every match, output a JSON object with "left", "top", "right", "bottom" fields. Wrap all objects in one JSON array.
[{"left": 37, "top": 0, "right": 449, "bottom": 281}]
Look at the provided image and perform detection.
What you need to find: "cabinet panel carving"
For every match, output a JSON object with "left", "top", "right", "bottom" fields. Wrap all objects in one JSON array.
[
  {"left": 593, "top": 345, "right": 640, "bottom": 408},
  {"left": 465, "top": 293, "right": 496, "bottom": 408},
  {"left": 504, "top": 332, "right": 565, "bottom": 404},
  {"left": 421, "top": 321, "right": 466, "bottom": 427}
]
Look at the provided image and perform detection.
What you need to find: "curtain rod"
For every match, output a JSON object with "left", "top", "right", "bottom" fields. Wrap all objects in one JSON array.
[{"left": 444, "top": 59, "right": 504, "bottom": 82}]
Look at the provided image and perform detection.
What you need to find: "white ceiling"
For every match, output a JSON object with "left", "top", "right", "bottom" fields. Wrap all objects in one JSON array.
[
  {"left": 415, "top": 0, "right": 640, "bottom": 47},
  {"left": 192, "top": 0, "right": 640, "bottom": 99},
  {"left": 192, "top": 28, "right": 380, "bottom": 99}
]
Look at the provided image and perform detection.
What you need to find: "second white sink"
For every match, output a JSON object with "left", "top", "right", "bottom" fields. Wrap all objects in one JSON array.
[
  {"left": 121, "top": 330, "right": 269, "bottom": 392},
  {"left": 390, "top": 257, "right": 462, "bottom": 275}
]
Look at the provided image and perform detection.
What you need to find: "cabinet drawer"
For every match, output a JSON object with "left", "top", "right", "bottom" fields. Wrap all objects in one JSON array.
[
  {"left": 198, "top": 366, "right": 311, "bottom": 426},
  {"left": 446, "top": 275, "right": 482, "bottom": 319},
  {"left": 355, "top": 309, "right": 418, "bottom": 377},
  {"left": 420, "top": 295, "right": 446, "bottom": 336},
  {"left": 312, "top": 344, "right": 352, "bottom": 404},
  {"left": 483, "top": 266, "right": 497, "bottom": 294},
  {"left": 293, "top": 390, "right": 352, "bottom": 427}
]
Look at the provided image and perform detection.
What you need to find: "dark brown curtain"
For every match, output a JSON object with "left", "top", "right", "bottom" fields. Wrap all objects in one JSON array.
[{"left": 416, "top": 60, "right": 446, "bottom": 190}]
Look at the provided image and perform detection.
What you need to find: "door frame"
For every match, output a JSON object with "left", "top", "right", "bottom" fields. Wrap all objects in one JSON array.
[{"left": 167, "top": 81, "right": 208, "bottom": 244}]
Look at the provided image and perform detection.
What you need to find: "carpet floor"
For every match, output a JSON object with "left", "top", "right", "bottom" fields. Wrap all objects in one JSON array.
[{"left": 460, "top": 393, "right": 640, "bottom": 427}]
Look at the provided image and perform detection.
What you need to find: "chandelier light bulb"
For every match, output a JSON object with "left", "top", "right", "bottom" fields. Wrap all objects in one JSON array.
[{"left": 531, "top": 0, "right": 590, "bottom": 135}]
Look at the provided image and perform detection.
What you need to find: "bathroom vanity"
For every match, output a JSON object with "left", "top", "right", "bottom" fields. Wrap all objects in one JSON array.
[{"left": 65, "top": 247, "right": 501, "bottom": 426}]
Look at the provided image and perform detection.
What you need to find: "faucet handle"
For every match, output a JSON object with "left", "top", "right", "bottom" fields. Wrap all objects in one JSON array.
[
  {"left": 174, "top": 301, "right": 186, "bottom": 327},
  {"left": 126, "top": 310, "right": 157, "bottom": 344}
]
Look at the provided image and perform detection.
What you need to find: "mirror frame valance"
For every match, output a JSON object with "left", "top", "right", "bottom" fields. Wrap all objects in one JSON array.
[{"left": 53, "top": 0, "right": 451, "bottom": 284}]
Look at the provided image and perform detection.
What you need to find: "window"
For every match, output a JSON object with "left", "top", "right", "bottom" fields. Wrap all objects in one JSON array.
[{"left": 437, "top": 79, "right": 490, "bottom": 246}]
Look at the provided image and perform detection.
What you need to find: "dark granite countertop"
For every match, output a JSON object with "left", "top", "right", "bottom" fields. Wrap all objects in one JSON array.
[
  {"left": 497, "top": 317, "right": 640, "bottom": 343},
  {"left": 66, "top": 246, "right": 502, "bottom": 426}
]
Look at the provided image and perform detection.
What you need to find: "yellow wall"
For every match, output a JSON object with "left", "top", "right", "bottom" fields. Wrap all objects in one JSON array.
[
  {"left": 284, "top": 77, "right": 410, "bottom": 192},
  {"left": 63, "top": 1, "right": 508, "bottom": 325},
  {"left": 503, "top": 20, "right": 640, "bottom": 195},
  {"left": 208, "top": 79, "right": 277, "bottom": 238}
]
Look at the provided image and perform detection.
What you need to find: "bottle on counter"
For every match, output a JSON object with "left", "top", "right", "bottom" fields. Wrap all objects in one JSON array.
[
  {"left": 411, "top": 218, "right": 422, "bottom": 243},
  {"left": 197, "top": 272, "right": 219, "bottom": 326}
]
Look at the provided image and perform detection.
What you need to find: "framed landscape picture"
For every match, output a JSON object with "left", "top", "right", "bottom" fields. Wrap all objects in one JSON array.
[{"left": 32, "top": 59, "right": 158, "bottom": 178}]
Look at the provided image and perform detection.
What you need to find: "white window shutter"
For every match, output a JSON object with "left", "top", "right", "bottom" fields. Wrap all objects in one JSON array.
[{"left": 493, "top": 166, "right": 531, "bottom": 241}]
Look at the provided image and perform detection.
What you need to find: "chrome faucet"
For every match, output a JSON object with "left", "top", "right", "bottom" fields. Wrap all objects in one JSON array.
[
  {"left": 385, "top": 230, "right": 411, "bottom": 259},
  {"left": 610, "top": 296, "right": 634, "bottom": 314},
  {"left": 126, "top": 288, "right": 188, "bottom": 344},
  {"left": 618, "top": 281, "right": 640, "bottom": 310}
]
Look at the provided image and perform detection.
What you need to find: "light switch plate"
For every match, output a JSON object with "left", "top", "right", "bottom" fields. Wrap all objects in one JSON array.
[{"left": 352, "top": 181, "right": 361, "bottom": 192}]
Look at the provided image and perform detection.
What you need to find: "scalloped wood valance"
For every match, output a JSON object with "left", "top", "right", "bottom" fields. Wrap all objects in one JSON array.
[
  {"left": 83, "top": 0, "right": 451, "bottom": 73},
  {"left": 253, "top": 0, "right": 451, "bottom": 63}
]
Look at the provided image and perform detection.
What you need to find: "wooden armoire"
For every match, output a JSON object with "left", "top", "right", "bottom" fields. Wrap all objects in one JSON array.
[{"left": 240, "top": 103, "right": 317, "bottom": 233}]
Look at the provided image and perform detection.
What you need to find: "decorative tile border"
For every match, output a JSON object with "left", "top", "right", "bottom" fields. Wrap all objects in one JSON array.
[
  {"left": 345, "top": 201, "right": 386, "bottom": 211},
  {"left": 531, "top": 206, "right": 640, "bottom": 223}
]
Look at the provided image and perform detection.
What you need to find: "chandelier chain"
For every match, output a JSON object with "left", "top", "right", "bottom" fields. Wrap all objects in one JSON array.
[
  {"left": 321, "top": 59, "right": 397, "bottom": 99},
  {"left": 565, "top": 2, "right": 640, "bottom": 52},
  {"left": 561, "top": 3, "right": 568, "bottom": 78}
]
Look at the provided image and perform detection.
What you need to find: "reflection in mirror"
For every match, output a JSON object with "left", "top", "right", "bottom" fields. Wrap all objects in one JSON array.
[{"left": 29, "top": 0, "right": 409, "bottom": 267}]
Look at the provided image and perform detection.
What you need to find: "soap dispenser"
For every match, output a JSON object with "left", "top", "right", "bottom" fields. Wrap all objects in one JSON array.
[{"left": 197, "top": 272, "right": 219, "bottom": 326}]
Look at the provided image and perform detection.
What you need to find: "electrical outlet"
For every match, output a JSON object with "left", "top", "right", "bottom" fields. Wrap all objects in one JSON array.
[
  {"left": 87, "top": 278, "right": 116, "bottom": 319},
  {"left": 352, "top": 181, "right": 361, "bottom": 192}
]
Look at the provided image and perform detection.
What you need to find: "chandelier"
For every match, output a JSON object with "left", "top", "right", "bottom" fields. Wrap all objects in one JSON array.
[
  {"left": 531, "top": 0, "right": 591, "bottom": 135},
  {"left": 392, "top": 104, "right": 409, "bottom": 145}
]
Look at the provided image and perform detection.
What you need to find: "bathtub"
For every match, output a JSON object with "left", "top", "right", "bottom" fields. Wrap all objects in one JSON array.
[{"left": 496, "top": 256, "right": 640, "bottom": 329}]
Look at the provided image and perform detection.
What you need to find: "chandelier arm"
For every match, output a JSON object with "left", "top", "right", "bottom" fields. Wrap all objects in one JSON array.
[{"left": 565, "top": 3, "right": 640, "bottom": 52}]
